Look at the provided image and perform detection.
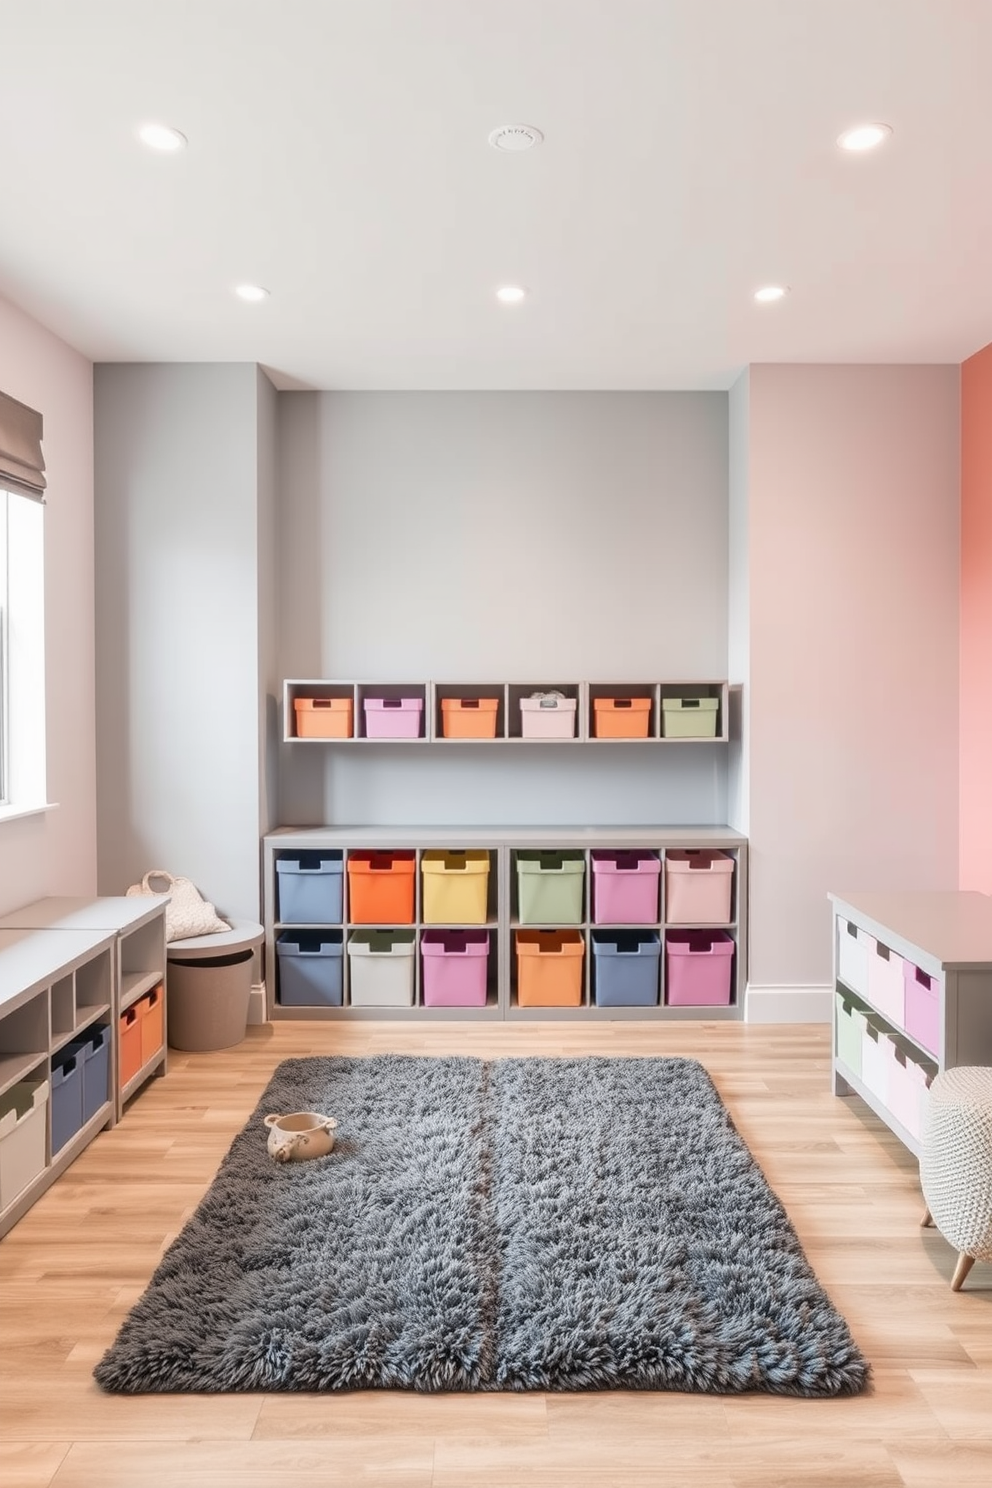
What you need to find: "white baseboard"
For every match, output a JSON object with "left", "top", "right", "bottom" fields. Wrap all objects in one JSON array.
[
  {"left": 248, "top": 983, "right": 266, "bottom": 1025},
  {"left": 744, "top": 984, "right": 832, "bottom": 1024}
]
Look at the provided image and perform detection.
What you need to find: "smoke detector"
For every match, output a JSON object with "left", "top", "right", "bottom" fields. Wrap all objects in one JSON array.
[{"left": 488, "top": 124, "right": 544, "bottom": 152}]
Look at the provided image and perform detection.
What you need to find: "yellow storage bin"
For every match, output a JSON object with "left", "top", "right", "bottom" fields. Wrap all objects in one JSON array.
[{"left": 421, "top": 850, "right": 491, "bottom": 924}]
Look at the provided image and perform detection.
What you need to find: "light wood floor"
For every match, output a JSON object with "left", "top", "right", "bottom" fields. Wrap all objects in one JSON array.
[{"left": 1, "top": 1020, "right": 989, "bottom": 1488}]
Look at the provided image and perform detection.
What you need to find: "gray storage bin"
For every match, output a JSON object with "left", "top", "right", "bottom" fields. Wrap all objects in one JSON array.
[
  {"left": 277, "top": 931, "right": 344, "bottom": 1006},
  {"left": 276, "top": 852, "right": 344, "bottom": 923},
  {"left": 64, "top": 1024, "right": 111, "bottom": 1124},
  {"left": 50, "top": 1051, "right": 84, "bottom": 1153},
  {"left": 168, "top": 950, "right": 254, "bottom": 1051},
  {"left": 592, "top": 930, "right": 661, "bottom": 1007}
]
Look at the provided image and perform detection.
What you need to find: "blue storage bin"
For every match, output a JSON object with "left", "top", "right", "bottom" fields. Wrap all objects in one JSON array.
[
  {"left": 65, "top": 1025, "right": 111, "bottom": 1125},
  {"left": 276, "top": 931, "right": 344, "bottom": 1006},
  {"left": 50, "top": 1051, "right": 84, "bottom": 1153},
  {"left": 276, "top": 852, "right": 344, "bottom": 924},
  {"left": 592, "top": 930, "right": 661, "bottom": 1007}
]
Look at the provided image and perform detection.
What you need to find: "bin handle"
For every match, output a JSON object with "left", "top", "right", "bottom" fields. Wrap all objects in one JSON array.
[
  {"left": 614, "top": 698, "right": 632, "bottom": 708},
  {"left": 461, "top": 699, "right": 480, "bottom": 709},
  {"left": 382, "top": 698, "right": 402, "bottom": 708}
]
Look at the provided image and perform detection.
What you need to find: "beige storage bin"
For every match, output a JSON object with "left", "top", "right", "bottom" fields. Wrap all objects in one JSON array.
[{"left": 0, "top": 1077, "right": 49, "bottom": 1211}]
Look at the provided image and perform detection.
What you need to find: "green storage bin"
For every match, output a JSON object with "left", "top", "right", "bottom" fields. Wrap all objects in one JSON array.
[
  {"left": 835, "top": 990, "right": 867, "bottom": 1078},
  {"left": 516, "top": 852, "right": 585, "bottom": 924},
  {"left": 661, "top": 697, "right": 719, "bottom": 738}
]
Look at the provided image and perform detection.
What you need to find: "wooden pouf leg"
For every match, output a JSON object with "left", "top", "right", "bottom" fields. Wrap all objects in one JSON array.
[{"left": 951, "top": 1253, "right": 976, "bottom": 1292}]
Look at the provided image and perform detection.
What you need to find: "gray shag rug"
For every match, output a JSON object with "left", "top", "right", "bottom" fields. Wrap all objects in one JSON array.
[{"left": 94, "top": 1055, "right": 869, "bottom": 1396}]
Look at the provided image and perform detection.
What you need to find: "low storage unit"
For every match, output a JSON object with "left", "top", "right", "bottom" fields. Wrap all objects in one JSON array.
[
  {"left": 592, "top": 931, "right": 660, "bottom": 1007},
  {"left": 665, "top": 930, "right": 734, "bottom": 1006},
  {"left": 592, "top": 696, "right": 651, "bottom": 739},
  {"left": 293, "top": 696, "right": 353, "bottom": 738},
  {"left": 276, "top": 852, "right": 344, "bottom": 923},
  {"left": 829, "top": 890, "right": 992, "bottom": 1159},
  {"left": 0, "top": 1079, "right": 48, "bottom": 1211},
  {"left": 421, "top": 851, "right": 490, "bottom": 924},
  {"left": 348, "top": 930, "right": 416, "bottom": 1006},
  {"left": 516, "top": 852, "right": 585, "bottom": 925},
  {"left": 661, "top": 697, "right": 719, "bottom": 738},
  {"left": 441, "top": 697, "right": 500, "bottom": 739},
  {"left": 363, "top": 697, "right": 423, "bottom": 738},
  {"left": 421, "top": 930, "right": 490, "bottom": 1007},
  {"left": 519, "top": 693, "right": 576, "bottom": 739},
  {"left": 664, "top": 850, "right": 734, "bottom": 924},
  {"left": 515, "top": 929, "right": 585, "bottom": 1007},
  {"left": 276, "top": 931, "right": 344, "bottom": 1006},
  {"left": 346, "top": 851, "right": 416, "bottom": 924},
  {"left": 591, "top": 851, "right": 660, "bottom": 924},
  {"left": 65, "top": 1024, "right": 111, "bottom": 1124},
  {"left": 263, "top": 827, "right": 748, "bottom": 1022},
  {"left": 50, "top": 1050, "right": 84, "bottom": 1154}
]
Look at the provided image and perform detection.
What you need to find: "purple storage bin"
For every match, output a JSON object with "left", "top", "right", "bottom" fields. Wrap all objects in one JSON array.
[
  {"left": 591, "top": 851, "right": 661, "bottom": 924},
  {"left": 665, "top": 929, "right": 734, "bottom": 1006},
  {"left": 363, "top": 697, "right": 423, "bottom": 738},
  {"left": 421, "top": 929, "right": 490, "bottom": 1007},
  {"left": 903, "top": 961, "right": 941, "bottom": 1057}
]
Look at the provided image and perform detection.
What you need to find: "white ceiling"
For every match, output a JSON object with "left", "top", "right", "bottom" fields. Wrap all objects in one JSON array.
[{"left": 1, "top": 0, "right": 990, "bottom": 390}]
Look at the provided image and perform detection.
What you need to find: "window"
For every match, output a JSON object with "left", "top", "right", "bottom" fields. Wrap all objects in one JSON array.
[{"left": 0, "top": 487, "right": 46, "bottom": 814}]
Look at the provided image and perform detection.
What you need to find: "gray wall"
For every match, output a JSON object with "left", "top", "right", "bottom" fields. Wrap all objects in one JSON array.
[
  {"left": 726, "top": 369, "right": 750, "bottom": 838},
  {"left": 94, "top": 364, "right": 271, "bottom": 921},
  {"left": 276, "top": 391, "right": 730, "bottom": 826}
]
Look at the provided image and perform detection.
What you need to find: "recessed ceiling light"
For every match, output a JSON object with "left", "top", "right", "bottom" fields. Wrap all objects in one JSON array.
[
  {"left": 234, "top": 283, "right": 269, "bottom": 303},
  {"left": 137, "top": 122, "right": 187, "bottom": 152},
  {"left": 496, "top": 285, "right": 527, "bottom": 304},
  {"left": 837, "top": 122, "right": 892, "bottom": 152},
  {"left": 488, "top": 124, "right": 544, "bottom": 152},
  {"left": 754, "top": 285, "right": 789, "bottom": 304}
]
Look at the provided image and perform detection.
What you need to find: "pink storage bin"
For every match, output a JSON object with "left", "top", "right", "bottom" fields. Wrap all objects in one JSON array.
[
  {"left": 421, "top": 929, "right": 489, "bottom": 1007},
  {"left": 665, "top": 930, "right": 734, "bottom": 1006},
  {"left": 866, "top": 939, "right": 904, "bottom": 1026},
  {"left": 519, "top": 696, "right": 577, "bottom": 739},
  {"left": 903, "top": 961, "right": 941, "bottom": 1058},
  {"left": 591, "top": 851, "right": 660, "bottom": 924},
  {"left": 664, "top": 851, "right": 734, "bottom": 924},
  {"left": 885, "top": 1037, "right": 935, "bottom": 1141},
  {"left": 363, "top": 697, "right": 423, "bottom": 738}
]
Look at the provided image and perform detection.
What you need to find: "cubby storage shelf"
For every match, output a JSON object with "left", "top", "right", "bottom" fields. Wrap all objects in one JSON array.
[
  {"left": 283, "top": 681, "right": 732, "bottom": 744},
  {"left": 264, "top": 826, "right": 747, "bottom": 1022},
  {"left": 829, "top": 891, "right": 992, "bottom": 1156},
  {"left": 0, "top": 899, "right": 168, "bottom": 1237}
]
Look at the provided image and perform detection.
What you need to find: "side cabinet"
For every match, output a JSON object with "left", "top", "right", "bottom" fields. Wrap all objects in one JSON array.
[{"left": 829, "top": 890, "right": 992, "bottom": 1157}]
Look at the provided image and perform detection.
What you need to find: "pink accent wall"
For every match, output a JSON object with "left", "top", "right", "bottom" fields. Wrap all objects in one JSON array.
[
  {"left": 747, "top": 365, "right": 960, "bottom": 991},
  {"left": 960, "top": 342, "right": 992, "bottom": 893}
]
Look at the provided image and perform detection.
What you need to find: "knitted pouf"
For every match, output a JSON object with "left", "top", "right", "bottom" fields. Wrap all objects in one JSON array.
[{"left": 920, "top": 1066, "right": 992, "bottom": 1291}]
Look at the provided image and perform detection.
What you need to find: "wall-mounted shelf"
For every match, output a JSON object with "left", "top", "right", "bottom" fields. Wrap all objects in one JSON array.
[{"left": 283, "top": 681, "right": 731, "bottom": 744}]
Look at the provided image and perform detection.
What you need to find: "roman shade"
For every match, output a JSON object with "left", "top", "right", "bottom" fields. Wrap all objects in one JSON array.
[{"left": 0, "top": 389, "right": 46, "bottom": 501}]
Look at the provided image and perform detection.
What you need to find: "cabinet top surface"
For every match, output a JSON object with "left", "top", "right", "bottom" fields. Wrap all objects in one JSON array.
[
  {"left": 0, "top": 926, "right": 115, "bottom": 1006},
  {"left": 0, "top": 896, "right": 166, "bottom": 934},
  {"left": 829, "top": 891, "right": 992, "bottom": 968},
  {"left": 266, "top": 824, "right": 748, "bottom": 848}
]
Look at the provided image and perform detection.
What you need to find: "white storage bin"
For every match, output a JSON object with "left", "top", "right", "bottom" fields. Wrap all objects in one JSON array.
[
  {"left": 837, "top": 918, "right": 870, "bottom": 998},
  {"left": 347, "top": 930, "right": 416, "bottom": 1006},
  {"left": 0, "top": 1078, "right": 49, "bottom": 1211}
]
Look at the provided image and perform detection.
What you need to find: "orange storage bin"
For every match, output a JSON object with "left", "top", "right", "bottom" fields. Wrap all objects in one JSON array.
[
  {"left": 346, "top": 851, "right": 416, "bottom": 923},
  {"left": 118, "top": 1005, "right": 143, "bottom": 1089},
  {"left": 137, "top": 984, "right": 165, "bottom": 1066},
  {"left": 515, "top": 929, "right": 585, "bottom": 1007},
  {"left": 294, "top": 696, "right": 353, "bottom": 738},
  {"left": 593, "top": 697, "right": 652, "bottom": 739},
  {"left": 441, "top": 697, "right": 500, "bottom": 739}
]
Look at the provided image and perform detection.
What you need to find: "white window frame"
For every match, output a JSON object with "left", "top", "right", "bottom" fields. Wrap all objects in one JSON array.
[{"left": 0, "top": 488, "right": 47, "bottom": 818}]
